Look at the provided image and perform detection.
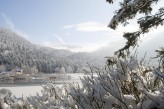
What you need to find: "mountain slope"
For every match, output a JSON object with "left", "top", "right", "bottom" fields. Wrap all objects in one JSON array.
[{"left": 0, "top": 28, "right": 105, "bottom": 73}]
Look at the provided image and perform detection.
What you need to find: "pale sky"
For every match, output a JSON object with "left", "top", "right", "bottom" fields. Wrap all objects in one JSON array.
[{"left": 0, "top": 0, "right": 163, "bottom": 54}]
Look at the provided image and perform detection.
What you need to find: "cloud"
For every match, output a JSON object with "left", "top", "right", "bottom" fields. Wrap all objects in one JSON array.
[
  {"left": 66, "top": 32, "right": 70, "bottom": 35},
  {"left": 42, "top": 21, "right": 134, "bottom": 53},
  {"left": 64, "top": 21, "right": 111, "bottom": 32},
  {"left": 1, "top": 13, "right": 15, "bottom": 29},
  {"left": 54, "top": 34, "right": 65, "bottom": 45},
  {"left": 64, "top": 25, "right": 74, "bottom": 29},
  {"left": 42, "top": 41, "right": 82, "bottom": 52},
  {"left": 139, "top": 25, "right": 164, "bottom": 45},
  {"left": 63, "top": 21, "right": 139, "bottom": 37},
  {"left": 0, "top": 13, "right": 31, "bottom": 40},
  {"left": 42, "top": 39, "right": 113, "bottom": 53}
]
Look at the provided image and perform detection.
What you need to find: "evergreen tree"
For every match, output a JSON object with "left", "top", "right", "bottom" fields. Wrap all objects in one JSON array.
[{"left": 106, "top": 0, "right": 164, "bottom": 59}]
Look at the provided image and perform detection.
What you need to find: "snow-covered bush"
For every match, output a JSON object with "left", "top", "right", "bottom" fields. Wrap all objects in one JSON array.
[
  {"left": 0, "top": 89, "right": 12, "bottom": 109},
  {"left": 1, "top": 56, "right": 164, "bottom": 109},
  {"left": 52, "top": 56, "right": 164, "bottom": 109}
]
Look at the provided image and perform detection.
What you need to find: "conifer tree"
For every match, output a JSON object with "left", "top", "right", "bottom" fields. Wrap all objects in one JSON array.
[{"left": 106, "top": 0, "right": 164, "bottom": 59}]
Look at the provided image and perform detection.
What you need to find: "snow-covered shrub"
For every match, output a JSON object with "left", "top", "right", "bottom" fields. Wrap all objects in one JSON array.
[
  {"left": 11, "top": 56, "right": 163, "bottom": 109},
  {"left": 0, "top": 89, "right": 11, "bottom": 109},
  {"left": 1, "top": 56, "right": 164, "bottom": 109},
  {"left": 51, "top": 56, "right": 164, "bottom": 109}
]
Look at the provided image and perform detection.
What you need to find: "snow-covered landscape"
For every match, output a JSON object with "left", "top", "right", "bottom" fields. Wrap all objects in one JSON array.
[
  {"left": 0, "top": 0, "right": 164, "bottom": 109},
  {"left": 0, "top": 57, "right": 164, "bottom": 109}
]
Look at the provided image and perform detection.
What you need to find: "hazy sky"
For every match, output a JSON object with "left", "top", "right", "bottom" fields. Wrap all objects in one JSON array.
[{"left": 0, "top": 0, "right": 163, "bottom": 54}]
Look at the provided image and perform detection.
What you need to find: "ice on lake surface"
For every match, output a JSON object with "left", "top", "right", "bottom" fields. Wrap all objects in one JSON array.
[
  {"left": 0, "top": 85, "right": 43, "bottom": 97},
  {"left": 0, "top": 73, "right": 92, "bottom": 97}
]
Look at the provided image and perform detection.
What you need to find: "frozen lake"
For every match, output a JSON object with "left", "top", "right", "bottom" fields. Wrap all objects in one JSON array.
[
  {"left": 0, "top": 81, "right": 77, "bottom": 97},
  {"left": 0, "top": 80, "right": 79, "bottom": 97},
  {"left": 0, "top": 73, "right": 88, "bottom": 97},
  {"left": 0, "top": 85, "right": 43, "bottom": 97}
]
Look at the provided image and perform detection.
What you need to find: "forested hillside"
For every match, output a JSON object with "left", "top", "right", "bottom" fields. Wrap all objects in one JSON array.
[{"left": 0, "top": 28, "right": 105, "bottom": 73}]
